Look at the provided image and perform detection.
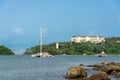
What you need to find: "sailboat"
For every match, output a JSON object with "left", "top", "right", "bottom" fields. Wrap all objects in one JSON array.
[{"left": 31, "top": 28, "right": 54, "bottom": 58}]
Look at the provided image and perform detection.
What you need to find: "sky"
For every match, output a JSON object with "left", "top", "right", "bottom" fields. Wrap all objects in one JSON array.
[{"left": 0, "top": 0, "right": 120, "bottom": 54}]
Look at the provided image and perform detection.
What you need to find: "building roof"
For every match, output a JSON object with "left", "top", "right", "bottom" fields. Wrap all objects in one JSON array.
[{"left": 72, "top": 36, "right": 104, "bottom": 38}]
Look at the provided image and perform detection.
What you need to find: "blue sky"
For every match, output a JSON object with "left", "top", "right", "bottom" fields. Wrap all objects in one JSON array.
[{"left": 0, "top": 0, "right": 120, "bottom": 54}]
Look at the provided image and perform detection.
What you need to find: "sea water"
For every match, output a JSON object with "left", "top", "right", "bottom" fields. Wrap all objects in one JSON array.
[{"left": 0, "top": 55, "right": 120, "bottom": 80}]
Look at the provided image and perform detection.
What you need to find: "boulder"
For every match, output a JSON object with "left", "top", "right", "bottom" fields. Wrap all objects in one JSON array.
[
  {"left": 65, "top": 66, "right": 87, "bottom": 79},
  {"left": 101, "top": 65, "right": 120, "bottom": 75},
  {"left": 80, "top": 64, "right": 84, "bottom": 66},
  {"left": 87, "top": 64, "right": 101, "bottom": 71},
  {"left": 102, "top": 60, "right": 108, "bottom": 65},
  {"left": 87, "top": 64, "right": 101, "bottom": 68},
  {"left": 111, "top": 70, "right": 117, "bottom": 75},
  {"left": 114, "top": 72, "right": 120, "bottom": 78},
  {"left": 107, "top": 62, "right": 120, "bottom": 66},
  {"left": 93, "top": 67, "right": 100, "bottom": 71},
  {"left": 108, "top": 61, "right": 118, "bottom": 65},
  {"left": 89, "top": 71, "right": 110, "bottom": 80}
]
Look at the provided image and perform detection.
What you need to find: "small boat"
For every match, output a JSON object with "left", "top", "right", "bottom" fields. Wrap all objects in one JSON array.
[
  {"left": 97, "top": 51, "right": 106, "bottom": 57},
  {"left": 31, "top": 27, "right": 54, "bottom": 58}
]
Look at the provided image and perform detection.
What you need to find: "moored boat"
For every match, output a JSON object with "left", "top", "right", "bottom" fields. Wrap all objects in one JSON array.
[
  {"left": 97, "top": 51, "right": 106, "bottom": 57},
  {"left": 31, "top": 27, "right": 54, "bottom": 58}
]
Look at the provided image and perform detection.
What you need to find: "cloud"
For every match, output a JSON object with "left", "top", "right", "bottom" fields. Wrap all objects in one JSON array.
[
  {"left": 13, "top": 27, "right": 25, "bottom": 36},
  {"left": 0, "top": 27, "right": 25, "bottom": 41}
]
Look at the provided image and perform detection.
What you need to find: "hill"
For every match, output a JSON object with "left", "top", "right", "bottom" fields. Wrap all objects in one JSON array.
[
  {"left": 24, "top": 37, "right": 120, "bottom": 55},
  {"left": 0, "top": 45, "right": 15, "bottom": 55}
]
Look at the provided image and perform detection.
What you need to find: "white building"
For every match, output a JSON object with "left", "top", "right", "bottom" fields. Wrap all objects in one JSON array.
[{"left": 71, "top": 36, "right": 105, "bottom": 43}]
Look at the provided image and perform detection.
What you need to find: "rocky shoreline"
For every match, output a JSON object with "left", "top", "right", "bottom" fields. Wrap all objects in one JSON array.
[{"left": 65, "top": 61, "right": 120, "bottom": 80}]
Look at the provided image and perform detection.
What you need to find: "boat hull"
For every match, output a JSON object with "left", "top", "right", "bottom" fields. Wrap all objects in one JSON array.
[{"left": 31, "top": 52, "right": 54, "bottom": 58}]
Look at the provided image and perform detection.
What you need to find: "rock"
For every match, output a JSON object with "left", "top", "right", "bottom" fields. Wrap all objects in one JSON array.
[
  {"left": 107, "top": 62, "right": 120, "bottom": 66},
  {"left": 102, "top": 60, "right": 108, "bottom": 65},
  {"left": 111, "top": 70, "right": 117, "bottom": 75},
  {"left": 89, "top": 71, "right": 110, "bottom": 80},
  {"left": 114, "top": 72, "right": 120, "bottom": 78},
  {"left": 92, "top": 67, "right": 100, "bottom": 71},
  {"left": 87, "top": 64, "right": 101, "bottom": 67},
  {"left": 65, "top": 66, "right": 87, "bottom": 79},
  {"left": 81, "top": 78, "right": 88, "bottom": 80},
  {"left": 80, "top": 64, "right": 84, "bottom": 66},
  {"left": 101, "top": 65, "right": 120, "bottom": 75},
  {"left": 109, "top": 62, "right": 116, "bottom": 65},
  {"left": 87, "top": 64, "right": 101, "bottom": 71}
]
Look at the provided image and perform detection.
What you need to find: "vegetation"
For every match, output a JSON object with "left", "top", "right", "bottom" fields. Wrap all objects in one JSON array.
[
  {"left": 24, "top": 37, "right": 120, "bottom": 55},
  {"left": 0, "top": 45, "right": 15, "bottom": 55}
]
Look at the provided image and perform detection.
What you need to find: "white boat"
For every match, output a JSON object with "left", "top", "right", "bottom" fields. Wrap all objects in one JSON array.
[
  {"left": 97, "top": 51, "right": 106, "bottom": 57},
  {"left": 31, "top": 53, "right": 40, "bottom": 57},
  {"left": 31, "top": 52, "right": 54, "bottom": 58},
  {"left": 31, "top": 27, "right": 54, "bottom": 58}
]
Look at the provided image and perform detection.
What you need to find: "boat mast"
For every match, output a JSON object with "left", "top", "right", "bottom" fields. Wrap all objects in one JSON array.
[{"left": 40, "top": 27, "right": 42, "bottom": 54}]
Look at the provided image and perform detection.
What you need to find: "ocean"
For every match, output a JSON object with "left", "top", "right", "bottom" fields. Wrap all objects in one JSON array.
[{"left": 0, "top": 55, "right": 120, "bottom": 80}]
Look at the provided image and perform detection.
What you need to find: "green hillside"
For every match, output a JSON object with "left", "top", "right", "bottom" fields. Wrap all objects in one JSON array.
[
  {"left": 0, "top": 45, "right": 15, "bottom": 55},
  {"left": 24, "top": 37, "right": 120, "bottom": 55}
]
